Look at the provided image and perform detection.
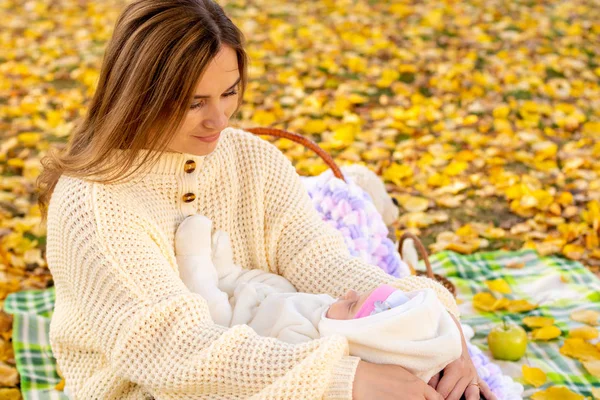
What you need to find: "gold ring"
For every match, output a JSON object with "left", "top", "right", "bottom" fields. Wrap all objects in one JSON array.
[{"left": 468, "top": 381, "right": 480, "bottom": 388}]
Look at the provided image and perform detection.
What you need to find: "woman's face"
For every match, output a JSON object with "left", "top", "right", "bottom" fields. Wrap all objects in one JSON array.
[{"left": 167, "top": 45, "right": 240, "bottom": 156}]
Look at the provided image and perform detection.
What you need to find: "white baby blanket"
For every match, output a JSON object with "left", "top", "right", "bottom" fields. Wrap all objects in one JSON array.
[{"left": 318, "top": 288, "right": 463, "bottom": 383}]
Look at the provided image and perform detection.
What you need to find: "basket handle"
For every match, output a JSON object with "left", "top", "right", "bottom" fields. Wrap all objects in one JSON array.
[
  {"left": 246, "top": 127, "right": 346, "bottom": 182},
  {"left": 398, "top": 232, "right": 434, "bottom": 279}
]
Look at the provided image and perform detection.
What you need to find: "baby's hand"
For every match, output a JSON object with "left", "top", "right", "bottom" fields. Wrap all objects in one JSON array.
[
  {"left": 175, "top": 214, "right": 213, "bottom": 257},
  {"left": 175, "top": 214, "right": 219, "bottom": 289}
]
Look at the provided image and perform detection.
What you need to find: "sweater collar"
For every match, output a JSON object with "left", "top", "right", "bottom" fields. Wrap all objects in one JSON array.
[{"left": 104, "top": 126, "right": 233, "bottom": 177}]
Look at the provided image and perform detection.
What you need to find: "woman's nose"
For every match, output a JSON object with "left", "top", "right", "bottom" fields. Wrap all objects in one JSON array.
[{"left": 203, "top": 105, "right": 228, "bottom": 131}]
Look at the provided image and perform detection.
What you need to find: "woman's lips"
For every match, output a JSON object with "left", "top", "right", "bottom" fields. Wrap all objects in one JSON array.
[{"left": 192, "top": 132, "right": 220, "bottom": 142}]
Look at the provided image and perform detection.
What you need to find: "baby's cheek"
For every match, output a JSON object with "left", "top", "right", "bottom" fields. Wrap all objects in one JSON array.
[{"left": 327, "top": 302, "right": 352, "bottom": 320}]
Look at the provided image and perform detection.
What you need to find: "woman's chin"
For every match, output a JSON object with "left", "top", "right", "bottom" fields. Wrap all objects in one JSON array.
[
  {"left": 168, "top": 139, "right": 219, "bottom": 156},
  {"left": 191, "top": 142, "right": 218, "bottom": 156}
]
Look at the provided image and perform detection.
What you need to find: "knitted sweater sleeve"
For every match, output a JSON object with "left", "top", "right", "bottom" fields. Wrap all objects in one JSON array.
[
  {"left": 47, "top": 177, "right": 360, "bottom": 399},
  {"left": 261, "top": 143, "right": 460, "bottom": 320}
]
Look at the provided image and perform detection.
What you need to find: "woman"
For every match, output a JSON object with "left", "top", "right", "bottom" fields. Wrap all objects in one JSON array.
[{"left": 36, "top": 0, "right": 495, "bottom": 399}]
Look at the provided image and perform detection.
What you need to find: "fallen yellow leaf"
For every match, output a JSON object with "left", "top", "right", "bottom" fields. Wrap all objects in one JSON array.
[
  {"left": 0, "top": 388, "right": 22, "bottom": 400},
  {"left": 570, "top": 309, "right": 600, "bottom": 326},
  {"left": 444, "top": 241, "right": 481, "bottom": 254},
  {"left": 472, "top": 292, "right": 509, "bottom": 312},
  {"left": 485, "top": 278, "right": 512, "bottom": 294},
  {"left": 583, "top": 360, "right": 600, "bottom": 378},
  {"left": 562, "top": 244, "right": 585, "bottom": 260},
  {"left": 568, "top": 326, "right": 599, "bottom": 340},
  {"left": 482, "top": 226, "right": 506, "bottom": 239},
  {"left": 530, "top": 386, "right": 584, "bottom": 400},
  {"left": 435, "top": 194, "right": 466, "bottom": 208},
  {"left": 507, "top": 299, "right": 538, "bottom": 313},
  {"left": 531, "top": 325, "right": 562, "bottom": 341},
  {"left": 383, "top": 164, "right": 413, "bottom": 186},
  {"left": 523, "top": 316, "right": 555, "bottom": 328},
  {"left": 522, "top": 365, "right": 547, "bottom": 387},
  {"left": 560, "top": 338, "right": 600, "bottom": 361},
  {"left": 17, "top": 132, "right": 42, "bottom": 147},
  {"left": 397, "top": 195, "right": 430, "bottom": 213}
]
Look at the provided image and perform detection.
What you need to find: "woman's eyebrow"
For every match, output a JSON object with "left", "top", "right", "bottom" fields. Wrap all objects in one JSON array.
[{"left": 193, "top": 76, "right": 241, "bottom": 99}]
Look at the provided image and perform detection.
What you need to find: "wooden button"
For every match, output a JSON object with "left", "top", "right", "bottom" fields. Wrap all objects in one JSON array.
[
  {"left": 184, "top": 160, "right": 196, "bottom": 173},
  {"left": 182, "top": 193, "right": 196, "bottom": 203}
]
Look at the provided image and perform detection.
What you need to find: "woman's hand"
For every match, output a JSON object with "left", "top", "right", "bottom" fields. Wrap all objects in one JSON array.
[
  {"left": 353, "top": 360, "right": 444, "bottom": 400},
  {"left": 429, "top": 314, "right": 497, "bottom": 400}
]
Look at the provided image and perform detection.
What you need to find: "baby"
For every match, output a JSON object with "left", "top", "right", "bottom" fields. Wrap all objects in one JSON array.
[{"left": 175, "top": 215, "right": 462, "bottom": 383}]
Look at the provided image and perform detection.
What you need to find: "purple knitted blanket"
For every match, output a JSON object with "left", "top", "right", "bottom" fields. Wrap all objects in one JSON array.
[{"left": 301, "top": 171, "right": 524, "bottom": 400}]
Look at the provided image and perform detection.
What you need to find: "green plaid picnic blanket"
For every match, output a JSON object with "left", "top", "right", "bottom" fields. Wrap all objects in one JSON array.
[
  {"left": 4, "top": 249, "right": 599, "bottom": 399},
  {"left": 430, "top": 249, "right": 600, "bottom": 399},
  {"left": 3, "top": 287, "right": 67, "bottom": 400}
]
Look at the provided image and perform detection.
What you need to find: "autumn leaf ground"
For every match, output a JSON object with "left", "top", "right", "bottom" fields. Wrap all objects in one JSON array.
[{"left": 1, "top": 0, "right": 600, "bottom": 396}]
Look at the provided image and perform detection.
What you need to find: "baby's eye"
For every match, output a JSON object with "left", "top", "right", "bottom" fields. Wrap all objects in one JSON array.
[{"left": 348, "top": 300, "right": 357, "bottom": 313}]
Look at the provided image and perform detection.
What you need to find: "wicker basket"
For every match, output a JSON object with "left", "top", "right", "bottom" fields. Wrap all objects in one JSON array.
[
  {"left": 246, "top": 127, "right": 457, "bottom": 297},
  {"left": 398, "top": 232, "right": 457, "bottom": 297}
]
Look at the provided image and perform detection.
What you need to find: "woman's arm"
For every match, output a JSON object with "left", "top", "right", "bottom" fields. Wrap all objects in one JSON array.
[
  {"left": 47, "top": 177, "right": 359, "bottom": 399},
  {"left": 260, "top": 141, "right": 460, "bottom": 319}
]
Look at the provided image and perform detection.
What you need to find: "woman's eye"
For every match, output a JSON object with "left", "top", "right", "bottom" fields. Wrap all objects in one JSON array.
[
  {"left": 190, "top": 101, "right": 204, "bottom": 110},
  {"left": 190, "top": 90, "right": 238, "bottom": 110}
]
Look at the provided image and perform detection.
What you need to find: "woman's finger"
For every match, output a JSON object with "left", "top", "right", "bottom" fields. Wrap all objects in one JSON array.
[
  {"left": 435, "top": 367, "right": 461, "bottom": 399},
  {"left": 428, "top": 372, "right": 441, "bottom": 389},
  {"left": 425, "top": 383, "right": 444, "bottom": 400},
  {"left": 445, "top": 376, "right": 472, "bottom": 400},
  {"left": 462, "top": 382, "right": 480, "bottom": 400},
  {"left": 478, "top": 379, "right": 497, "bottom": 400}
]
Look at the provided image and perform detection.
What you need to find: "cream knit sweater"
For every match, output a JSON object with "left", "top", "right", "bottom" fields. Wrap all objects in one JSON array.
[{"left": 46, "top": 126, "right": 459, "bottom": 399}]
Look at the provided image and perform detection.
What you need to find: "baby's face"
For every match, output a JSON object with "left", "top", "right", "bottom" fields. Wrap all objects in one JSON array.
[{"left": 326, "top": 289, "right": 375, "bottom": 320}]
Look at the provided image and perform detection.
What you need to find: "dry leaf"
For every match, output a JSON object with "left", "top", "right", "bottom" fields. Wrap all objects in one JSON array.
[
  {"left": 531, "top": 325, "right": 562, "bottom": 341},
  {"left": 570, "top": 310, "right": 600, "bottom": 326},
  {"left": 530, "top": 386, "right": 584, "bottom": 400},
  {"left": 583, "top": 360, "right": 600, "bottom": 378},
  {"left": 472, "top": 292, "right": 509, "bottom": 312},
  {"left": 398, "top": 196, "right": 430, "bottom": 212},
  {"left": 506, "top": 262, "right": 525, "bottom": 269},
  {"left": 55, "top": 378, "right": 65, "bottom": 390},
  {"left": 522, "top": 364, "right": 547, "bottom": 387},
  {"left": 560, "top": 338, "right": 600, "bottom": 361},
  {"left": 0, "top": 362, "right": 19, "bottom": 386},
  {"left": 523, "top": 316, "right": 555, "bottom": 328},
  {"left": 0, "top": 388, "right": 21, "bottom": 400},
  {"left": 485, "top": 278, "right": 512, "bottom": 294},
  {"left": 568, "top": 326, "right": 599, "bottom": 340},
  {"left": 506, "top": 299, "right": 538, "bottom": 313}
]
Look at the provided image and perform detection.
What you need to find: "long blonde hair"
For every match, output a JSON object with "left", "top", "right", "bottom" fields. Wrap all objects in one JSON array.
[{"left": 36, "top": 0, "right": 248, "bottom": 223}]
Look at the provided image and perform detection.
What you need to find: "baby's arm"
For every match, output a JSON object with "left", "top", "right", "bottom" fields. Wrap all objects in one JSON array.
[
  {"left": 175, "top": 216, "right": 233, "bottom": 326},
  {"left": 212, "top": 230, "right": 297, "bottom": 297}
]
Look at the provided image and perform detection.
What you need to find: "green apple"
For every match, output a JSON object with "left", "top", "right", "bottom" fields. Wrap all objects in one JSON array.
[{"left": 487, "top": 318, "right": 528, "bottom": 361}]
